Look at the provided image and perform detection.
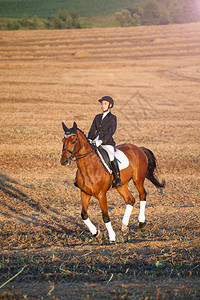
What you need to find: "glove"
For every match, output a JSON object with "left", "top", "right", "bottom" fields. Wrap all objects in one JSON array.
[
  {"left": 93, "top": 140, "right": 102, "bottom": 147},
  {"left": 88, "top": 139, "right": 93, "bottom": 143}
]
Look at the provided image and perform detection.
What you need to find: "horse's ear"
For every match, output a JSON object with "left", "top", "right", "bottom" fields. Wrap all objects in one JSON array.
[
  {"left": 73, "top": 121, "right": 77, "bottom": 131},
  {"left": 62, "top": 122, "right": 68, "bottom": 132}
]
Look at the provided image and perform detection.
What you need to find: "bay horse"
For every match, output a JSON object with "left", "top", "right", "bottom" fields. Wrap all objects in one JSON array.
[{"left": 60, "top": 122, "right": 165, "bottom": 243}]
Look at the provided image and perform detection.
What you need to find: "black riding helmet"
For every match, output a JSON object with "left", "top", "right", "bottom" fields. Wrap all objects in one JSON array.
[{"left": 98, "top": 96, "right": 114, "bottom": 108}]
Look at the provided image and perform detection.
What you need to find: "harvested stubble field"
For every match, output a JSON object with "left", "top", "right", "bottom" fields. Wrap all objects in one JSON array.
[{"left": 0, "top": 23, "right": 200, "bottom": 299}]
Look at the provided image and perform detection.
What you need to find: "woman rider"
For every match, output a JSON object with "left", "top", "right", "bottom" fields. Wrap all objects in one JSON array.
[{"left": 88, "top": 96, "right": 122, "bottom": 188}]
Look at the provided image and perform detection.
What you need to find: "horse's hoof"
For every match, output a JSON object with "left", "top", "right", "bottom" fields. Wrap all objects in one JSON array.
[
  {"left": 94, "top": 230, "right": 102, "bottom": 243},
  {"left": 109, "top": 240, "right": 116, "bottom": 245},
  {"left": 139, "top": 222, "right": 147, "bottom": 232},
  {"left": 121, "top": 224, "right": 129, "bottom": 236}
]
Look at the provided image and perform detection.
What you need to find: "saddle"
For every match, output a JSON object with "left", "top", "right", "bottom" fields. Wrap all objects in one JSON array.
[{"left": 94, "top": 145, "right": 129, "bottom": 174}]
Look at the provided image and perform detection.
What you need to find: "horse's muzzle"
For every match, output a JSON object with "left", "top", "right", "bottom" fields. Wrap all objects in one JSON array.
[{"left": 60, "top": 157, "right": 71, "bottom": 166}]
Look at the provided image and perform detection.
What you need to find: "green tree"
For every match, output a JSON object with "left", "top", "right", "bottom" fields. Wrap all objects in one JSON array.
[
  {"left": 132, "top": 13, "right": 141, "bottom": 26},
  {"left": 50, "top": 9, "right": 80, "bottom": 29},
  {"left": 64, "top": 15, "right": 73, "bottom": 29},
  {"left": 142, "top": 0, "right": 162, "bottom": 25},
  {"left": 58, "top": 10, "right": 69, "bottom": 22},
  {"left": 50, "top": 15, "right": 64, "bottom": 29},
  {"left": 128, "top": 2, "right": 145, "bottom": 19},
  {"left": 118, "top": 0, "right": 165, "bottom": 26},
  {"left": 7, "top": 20, "right": 21, "bottom": 30},
  {"left": 69, "top": 8, "right": 80, "bottom": 28},
  {"left": 32, "top": 16, "right": 39, "bottom": 29},
  {"left": 21, "top": 14, "right": 29, "bottom": 27},
  {"left": 115, "top": 9, "right": 134, "bottom": 27}
]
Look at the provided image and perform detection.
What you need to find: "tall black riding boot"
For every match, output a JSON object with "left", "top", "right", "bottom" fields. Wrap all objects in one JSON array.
[{"left": 111, "top": 159, "right": 123, "bottom": 188}]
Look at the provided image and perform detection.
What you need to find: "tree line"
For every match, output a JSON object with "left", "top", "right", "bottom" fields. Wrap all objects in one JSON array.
[
  {"left": 116, "top": 0, "right": 200, "bottom": 27},
  {"left": 1, "top": 9, "right": 80, "bottom": 30}
]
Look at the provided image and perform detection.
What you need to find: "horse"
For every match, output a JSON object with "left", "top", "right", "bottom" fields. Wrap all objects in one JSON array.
[{"left": 60, "top": 121, "right": 165, "bottom": 243}]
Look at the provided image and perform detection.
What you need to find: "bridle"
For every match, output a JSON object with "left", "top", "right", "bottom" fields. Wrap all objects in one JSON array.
[{"left": 62, "top": 131, "right": 94, "bottom": 162}]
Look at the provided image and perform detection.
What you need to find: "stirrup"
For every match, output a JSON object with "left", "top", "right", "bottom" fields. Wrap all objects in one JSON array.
[
  {"left": 113, "top": 178, "right": 123, "bottom": 188},
  {"left": 115, "top": 179, "right": 122, "bottom": 188}
]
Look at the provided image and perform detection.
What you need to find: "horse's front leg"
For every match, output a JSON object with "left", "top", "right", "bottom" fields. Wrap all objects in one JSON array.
[
  {"left": 98, "top": 192, "right": 116, "bottom": 243},
  {"left": 81, "top": 191, "right": 96, "bottom": 234},
  {"left": 81, "top": 191, "right": 101, "bottom": 241}
]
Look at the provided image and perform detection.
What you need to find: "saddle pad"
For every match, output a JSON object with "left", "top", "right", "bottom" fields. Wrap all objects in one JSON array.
[{"left": 115, "top": 148, "right": 129, "bottom": 171}]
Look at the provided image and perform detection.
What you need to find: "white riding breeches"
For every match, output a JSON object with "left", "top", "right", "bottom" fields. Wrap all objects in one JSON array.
[{"left": 101, "top": 145, "right": 115, "bottom": 162}]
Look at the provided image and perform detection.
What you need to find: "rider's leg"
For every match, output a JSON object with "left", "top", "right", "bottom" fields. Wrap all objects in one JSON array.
[
  {"left": 111, "top": 158, "right": 123, "bottom": 188},
  {"left": 101, "top": 145, "right": 122, "bottom": 188}
]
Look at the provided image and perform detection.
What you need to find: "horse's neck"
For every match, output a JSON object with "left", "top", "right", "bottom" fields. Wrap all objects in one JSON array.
[
  {"left": 76, "top": 132, "right": 104, "bottom": 177},
  {"left": 77, "top": 130, "right": 99, "bottom": 168},
  {"left": 77, "top": 130, "right": 91, "bottom": 153}
]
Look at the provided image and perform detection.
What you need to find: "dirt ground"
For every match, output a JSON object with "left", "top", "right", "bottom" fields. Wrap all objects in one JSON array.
[{"left": 0, "top": 23, "right": 199, "bottom": 299}]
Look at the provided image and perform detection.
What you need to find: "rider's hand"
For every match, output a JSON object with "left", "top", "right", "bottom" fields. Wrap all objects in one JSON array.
[{"left": 93, "top": 140, "right": 102, "bottom": 147}]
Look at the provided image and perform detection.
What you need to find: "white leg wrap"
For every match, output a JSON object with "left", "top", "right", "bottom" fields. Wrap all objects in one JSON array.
[
  {"left": 105, "top": 221, "right": 116, "bottom": 242},
  {"left": 138, "top": 201, "right": 146, "bottom": 223},
  {"left": 83, "top": 218, "right": 97, "bottom": 235},
  {"left": 122, "top": 204, "right": 133, "bottom": 226}
]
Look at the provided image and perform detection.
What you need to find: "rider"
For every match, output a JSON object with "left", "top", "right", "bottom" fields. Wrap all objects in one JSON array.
[{"left": 88, "top": 96, "right": 122, "bottom": 188}]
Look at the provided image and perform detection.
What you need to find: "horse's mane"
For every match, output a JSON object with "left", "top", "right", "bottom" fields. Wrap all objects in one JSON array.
[
  {"left": 77, "top": 127, "right": 96, "bottom": 150},
  {"left": 77, "top": 128, "right": 90, "bottom": 143}
]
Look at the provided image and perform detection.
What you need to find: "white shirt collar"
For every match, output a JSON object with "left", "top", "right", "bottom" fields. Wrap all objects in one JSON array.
[{"left": 102, "top": 111, "right": 110, "bottom": 120}]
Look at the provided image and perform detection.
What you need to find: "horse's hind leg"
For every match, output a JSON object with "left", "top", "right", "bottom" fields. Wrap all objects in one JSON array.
[
  {"left": 117, "top": 183, "right": 135, "bottom": 235},
  {"left": 81, "top": 191, "right": 101, "bottom": 240},
  {"left": 134, "top": 180, "right": 147, "bottom": 232}
]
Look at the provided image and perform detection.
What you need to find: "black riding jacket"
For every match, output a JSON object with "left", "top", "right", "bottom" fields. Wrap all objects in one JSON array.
[{"left": 88, "top": 112, "right": 117, "bottom": 146}]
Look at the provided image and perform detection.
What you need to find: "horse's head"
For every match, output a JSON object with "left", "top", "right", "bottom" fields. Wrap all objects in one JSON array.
[{"left": 60, "top": 121, "right": 80, "bottom": 166}]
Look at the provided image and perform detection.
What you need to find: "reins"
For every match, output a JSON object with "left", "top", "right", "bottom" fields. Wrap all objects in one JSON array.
[{"left": 62, "top": 131, "right": 94, "bottom": 162}]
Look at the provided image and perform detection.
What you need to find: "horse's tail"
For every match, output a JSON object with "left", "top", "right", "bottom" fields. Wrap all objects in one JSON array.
[{"left": 141, "top": 147, "right": 165, "bottom": 189}]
